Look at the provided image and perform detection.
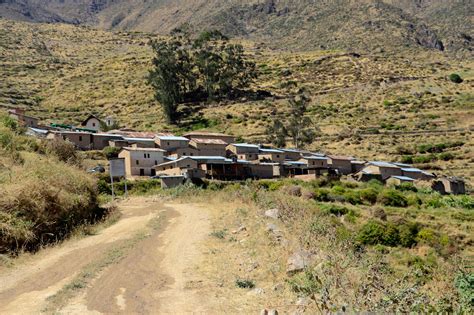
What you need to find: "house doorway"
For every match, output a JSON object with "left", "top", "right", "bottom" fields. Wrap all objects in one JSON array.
[
  {"left": 151, "top": 169, "right": 156, "bottom": 176},
  {"left": 140, "top": 169, "right": 145, "bottom": 176}
]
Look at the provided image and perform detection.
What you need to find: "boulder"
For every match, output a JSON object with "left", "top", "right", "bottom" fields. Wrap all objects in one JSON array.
[
  {"left": 265, "top": 208, "right": 280, "bottom": 219},
  {"left": 286, "top": 250, "right": 317, "bottom": 274}
]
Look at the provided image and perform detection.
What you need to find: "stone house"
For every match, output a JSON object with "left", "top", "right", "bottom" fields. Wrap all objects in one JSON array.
[
  {"left": 327, "top": 155, "right": 354, "bottom": 175},
  {"left": 226, "top": 143, "right": 260, "bottom": 161},
  {"left": 123, "top": 137, "right": 157, "bottom": 148},
  {"left": 280, "top": 148, "right": 303, "bottom": 161},
  {"left": 92, "top": 133, "right": 125, "bottom": 150},
  {"left": 8, "top": 108, "right": 39, "bottom": 128},
  {"left": 81, "top": 115, "right": 103, "bottom": 132},
  {"left": 258, "top": 148, "right": 285, "bottom": 163},
  {"left": 118, "top": 147, "right": 166, "bottom": 177}
]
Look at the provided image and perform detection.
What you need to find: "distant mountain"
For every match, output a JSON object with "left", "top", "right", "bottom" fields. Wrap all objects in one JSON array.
[{"left": 0, "top": 0, "right": 472, "bottom": 53}]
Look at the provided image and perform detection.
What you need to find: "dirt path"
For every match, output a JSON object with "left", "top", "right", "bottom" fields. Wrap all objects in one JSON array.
[{"left": 0, "top": 197, "right": 212, "bottom": 314}]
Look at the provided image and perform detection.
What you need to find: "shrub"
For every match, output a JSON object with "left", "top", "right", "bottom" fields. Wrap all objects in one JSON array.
[
  {"left": 210, "top": 230, "right": 226, "bottom": 239},
  {"left": 357, "top": 220, "right": 419, "bottom": 247},
  {"left": 322, "top": 204, "right": 350, "bottom": 216},
  {"left": 314, "top": 188, "right": 331, "bottom": 202},
  {"left": 396, "top": 183, "right": 418, "bottom": 192},
  {"left": 449, "top": 73, "right": 463, "bottom": 84},
  {"left": 360, "top": 188, "right": 379, "bottom": 204},
  {"left": 455, "top": 272, "right": 474, "bottom": 309},
  {"left": 39, "top": 138, "right": 81, "bottom": 165},
  {"left": 357, "top": 220, "right": 386, "bottom": 245},
  {"left": 398, "top": 222, "right": 420, "bottom": 247},
  {"left": 343, "top": 190, "right": 363, "bottom": 205},
  {"left": 235, "top": 279, "right": 255, "bottom": 289},
  {"left": 378, "top": 189, "right": 408, "bottom": 207},
  {"left": 103, "top": 146, "right": 121, "bottom": 159},
  {"left": 288, "top": 269, "right": 321, "bottom": 296}
]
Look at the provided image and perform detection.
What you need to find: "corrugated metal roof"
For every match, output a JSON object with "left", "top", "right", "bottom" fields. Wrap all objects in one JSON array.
[
  {"left": 122, "top": 147, "right": 165, "bottom": 152},
  {"left": 401, "top": 167, "right": 422, "bottom": 173},
  {"left": 158, "top": 136, "right": 190, "bottom": 141},
  {"left": 391, "top": 176, "right": 415, "bottom": 181},
  {"left": 370, "top": 161, "right": 399, "bottom": 168},
  {"left": 328, "top": 155, "right": 354, "bottom": 161},
  {"left": 303, "top": 156, "right": 328, "bottom": 160},
  {"left": 231, "top": 143, "right": 260, "bottom": 148},
  {"left": 123, "top": 137, "right": 156, "bottom": 142},
  {"left": 260, "top": 148, "right": 284, "bottom": 153}
]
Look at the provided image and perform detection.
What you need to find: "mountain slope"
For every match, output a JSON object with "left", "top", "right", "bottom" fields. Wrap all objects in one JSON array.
[{"left": 0, "top": 0, "right": 472, "bottom": 53}]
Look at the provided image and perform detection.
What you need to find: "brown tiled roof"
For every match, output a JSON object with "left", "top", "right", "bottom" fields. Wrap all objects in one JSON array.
[
  {"left": 107, "top": 130, "right": 173, "bottom": 139},
  {"left": 190, "top": 138, "right": 228, "bottom": 145},
  {"left": 327, "top": 155, "right": 354, "bottom": 161},
  {"left": 183, "top": 131, "right": 233, "bottom": 137}
]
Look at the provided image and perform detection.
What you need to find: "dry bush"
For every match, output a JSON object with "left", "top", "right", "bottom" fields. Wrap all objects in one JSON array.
[{"left": 0, "top": 152, "right": 102, "bottom": 253}]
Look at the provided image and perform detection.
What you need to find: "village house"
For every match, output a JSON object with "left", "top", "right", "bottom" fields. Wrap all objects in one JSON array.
[
  {"left": 154, "top": 157, "right": 205, "bottom": 178},
  {"left": 118, "top": 147, "right": 166, "bottom": 177},
  {"left": 357, "top": 161, "right": 403, "bottom": 181},
  {"left": 81, "top": 115, "right": 103, "bottom": 132},
  {"left": 432, "top": 177, "right": 466, "bottom": 195},
  {"left": 226, "top": 143, "right": 260, "bottom": 161},
  {"left": 258, "top": 148, "right": 286, "bottom": 163},
  {"left": 189, "top": 138, "right": 228, "bottom": 157},
  {"left": 327, "top": 155, "right": 354, "bottom": 175},
  {"left": 8, "top": 108, "right": 39, "bottom": 128},
  {"left": 46, "top": 130, "right": 94, "bottom": 150},
  {"left": 189, "top": 156, "right": 251, "bottom": 180},
  {"left": 280, "top": 148, "right": 303, "bottom": 161},
  {"left": 155, "top": 135, "right": 190, "bottom": 151},
  {"left": 183, "top": 131, "right": 235, "bottom": 144},
  {"left": 92, "top": 133, "right": 125, "bottom": 150},
  {"left": 400, "top": 167, "right": 434, "bottom": 181},
  {"left": 299, "top": 155, "right": 328, "bottom": 169},
  {"left": 167, "top": 147, "right": 200, "bottom": 159},
  {"left": 351, "top": 160, "right": 367, "bottom": 173},
  {"left": 123, "top": 137, "right": 157, "bottom": 148}
]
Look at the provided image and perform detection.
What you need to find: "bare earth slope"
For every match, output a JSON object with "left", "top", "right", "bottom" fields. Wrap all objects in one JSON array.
[{"left": 0, "top": 197, "right": 216, "bottom": 314}]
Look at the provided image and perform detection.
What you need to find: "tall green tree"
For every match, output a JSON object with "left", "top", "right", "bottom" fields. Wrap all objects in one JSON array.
[{"left": 266, "top": 93, "right": 317, "bottom": 149}]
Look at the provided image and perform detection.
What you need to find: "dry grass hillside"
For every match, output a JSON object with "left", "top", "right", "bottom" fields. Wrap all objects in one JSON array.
[
  {"left": 1, "top": 1, "right": 472, "bottom": 54},
  {"left": 0, "top": 19, "right": 473, "bottom": 186}
]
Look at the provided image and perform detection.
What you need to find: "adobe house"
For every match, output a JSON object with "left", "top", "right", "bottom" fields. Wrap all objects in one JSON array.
[
  {"left": 432, "top": 177, "right": 466, "bottom": 195},
  {"left": 400, "top": 167, "right": 435, "bottom": 181},
  {"left": 327, "top": 155, "right": 354, "bottom": 175},
  {"left": 81, "top": 115, "right": 103, "bottom": 132},
  {"left": 118, "top": 147, "right": 166, "bottom": 177},
  {"left": 183, "top": 131, "right": 235, "bottom": 144},
  {"left": 189, "top": 156, "right": 251, "bottom": 180},
  {"left": 387, "top": 176, "right": 415, "bottom": 186},
  {"left": 190, "top": 138, "right": 228, "bottom": 157},
  {"left": 123, "top": 137, "right": 157, "bottom": 148},
  {"left": 8, "top": 108, "right": 39, "bottom": 128},
  {"left": 46, "top": 131, "right": 93, "bottom": 150},
  {"left": 167, "top": 147, "right": 200, "bottom": 159},
  {"left": 299, "top": 156, "right": 328, "bottom": 169},
  {"left": 92, "top": 133, "right": 125, "bottom": 150},
  {"left": 249, "top": 163, "right": 280, "bottom": 179},
  {"left": 280, "top": 148, "right": 303, "bottom": 161},
  {"left": 226, "top": 143, "right": 260, "bottom": 161},
  {"left": 104, "top": 116, "right": 116, "bottom": 128},
  {"left": 258, "top": 148, "right": 285, "bottom": 163},
  {"left": 156, "top": 135, "right": 190, "bottom": 151},
  {"left": 359, "top": 161, "right": 403, "bottom": 180},
  {"left": 154, "top": 157, "right": 198, "bottom": 173},
  {"left": 351, "top": 160, "right": 367, "bottom": 173}
]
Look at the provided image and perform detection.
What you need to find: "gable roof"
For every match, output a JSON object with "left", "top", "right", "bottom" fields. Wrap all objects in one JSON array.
[
  {"left": 158, "top": 135, "right": 190, "bottom": 141},
  {"left": 121, "top": 147, "right": 165, "bottom": 152},
  {"left": 81, "top": 114, "right": 102, "bottom": 126},
  {"left": 369, "top": 161, "right": 399, "bottom": 168},
  {"left": 230, "top": 143, "right": 260, "bottom": 149},
  {"left": 259, "top": 148, "right": 284, "bottom": 154},
  {"left": 191, "top": 138, "right": 228, "bottom": 145},
  {"left": 391, "top": 176, "right": 415, "bottom": 181},
  {"left": 328, "top": 155, "right": 354, "bottom": 161}
]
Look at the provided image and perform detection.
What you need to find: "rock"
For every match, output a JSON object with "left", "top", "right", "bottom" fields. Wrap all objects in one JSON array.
[
  {"left": 265, "top": 208, "right": 280, "bottom": 219},
  {"left": 296, "top": 297, "right": 311, "bottom": 306},
  {"left": 268, "top": 310, "right": 279, "bottom": 315},
  {"left": 287, "top": 250, "right": 317, "bottom": 274}
]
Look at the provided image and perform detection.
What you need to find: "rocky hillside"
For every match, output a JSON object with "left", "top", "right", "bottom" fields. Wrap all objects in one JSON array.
[{"left": 0, "top": 0, "right": 472, "bottom": 53}]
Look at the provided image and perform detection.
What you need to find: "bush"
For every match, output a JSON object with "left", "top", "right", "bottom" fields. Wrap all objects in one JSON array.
[
  {"left": 39, "top": 138, "right": 81, "bottom": 165},
  {"left": 378, "top": 189, "right": 408, "bottom": 207},
  {"left": 314, "top": 188, "right": 330, "bottom": 201},
  {"left": 357, "top": 220, "right": 419, "bottom": 248},
  {"left": 360, "top": 187, "right": 379, "bottom": 204},
  {"left": 449, "top": 73, "right": 463, "bottom": 84},
  {"left": 343, "top": 190, "right": 363, "bottom": 205},
  {"left": 288, "top": 269, "right": 321, "bottom": 296},
  {"left": 235, "top": 279, "right": 255, "bottom": 289},
  {"left": 322, "top": 204, "right": 350, "bottom": 216},
  {"left": 103, "top": 146, "right": 121, "bottom": 159}
]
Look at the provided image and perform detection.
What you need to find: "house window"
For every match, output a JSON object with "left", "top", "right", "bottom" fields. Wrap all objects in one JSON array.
[
  {"left": 136, "top": 160, "right": 139, "bottom": 165},
  {"left": 92, "top": 123, "right": 96, "bottom": 127},
  {"left": 276, "top": 155, "right": 280, "bottom": 158},
  {"left": 144, "top": 153, "right": 147, "bottom": 158},
  {"left": 155, "top": 160, "right": 158, "bottom": 165},
  {"left": 79, "top": 136, "right": 82, "bottom": 141},
  {"left": 167, "top": 142, "right": 170, "bottom": 145}
]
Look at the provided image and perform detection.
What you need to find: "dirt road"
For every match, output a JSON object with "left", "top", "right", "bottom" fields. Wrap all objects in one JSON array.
[{"left": 0, "top": 197, "right": 213, "bottom": 314}]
